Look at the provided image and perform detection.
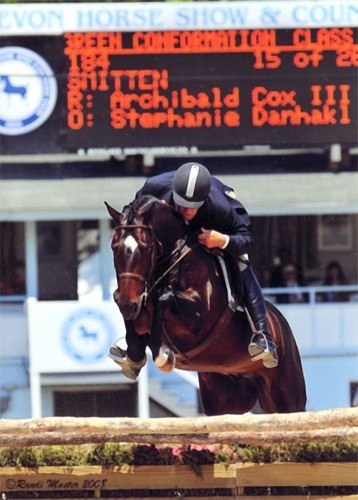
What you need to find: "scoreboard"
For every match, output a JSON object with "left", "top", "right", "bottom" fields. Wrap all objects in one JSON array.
[{"left": 1, "top": 27, "right": 357, "bottom": 155}]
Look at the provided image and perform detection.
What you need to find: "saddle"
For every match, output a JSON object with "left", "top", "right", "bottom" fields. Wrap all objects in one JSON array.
[{"left": 200, "top": 246, "right": 244, "bottom": 314}]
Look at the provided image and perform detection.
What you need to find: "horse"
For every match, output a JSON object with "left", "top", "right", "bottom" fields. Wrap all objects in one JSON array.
[{"left": 106, "top": 195, "right": 307, "bottom": 415}]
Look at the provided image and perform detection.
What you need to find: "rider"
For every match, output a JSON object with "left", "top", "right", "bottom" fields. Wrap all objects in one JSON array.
[{"left": 110, "top": 162, "right": 278, "bottom": 378}]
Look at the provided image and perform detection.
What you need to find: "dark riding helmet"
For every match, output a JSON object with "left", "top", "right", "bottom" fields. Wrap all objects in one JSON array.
[{"left": 173, "top": 162, "right": 211, "bottom": 208}]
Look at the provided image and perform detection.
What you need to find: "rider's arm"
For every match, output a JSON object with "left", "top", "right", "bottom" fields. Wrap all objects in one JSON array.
[
  {"left": 224, "top": 225, "right": 253, "bottom": 256},
  {"left": 198, "top": 225, "right": 252, "bottom": 256},
  {"left": 199, "top": 203, "right": 253, "bottom": 256}
]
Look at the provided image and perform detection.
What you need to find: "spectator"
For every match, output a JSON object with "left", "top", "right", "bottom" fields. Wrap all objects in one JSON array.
[
  {"left": 269, "top": 247, "right": 306, "bottom": 287},
  {"left": 278, "top": 264, "right": 308, "bottom": 304},
  {"left": 269, "top": 248, "right": 307, "bottom": 303},
  {"left": 320, "top": 260, "right": 350, "bottom": 302},
  {"left": 0, "top": 260, "right": 26, "bottom": 296},
  {"left": 269, "top": 246, "right": 293, "bottom": 288}
]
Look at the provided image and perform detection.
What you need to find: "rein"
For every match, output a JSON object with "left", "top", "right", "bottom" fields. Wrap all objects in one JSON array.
[
  {"left": 147, "top": 243, "right": 197, "bottom": 296},
  {"left": 113, "top": 218, "right": 197, "bottom": 303}
]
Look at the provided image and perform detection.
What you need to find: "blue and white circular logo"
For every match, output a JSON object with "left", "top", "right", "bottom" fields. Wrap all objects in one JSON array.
[
  {"left": 0, "top": 46, "right": 57, "bottom": 136},
  {"left": 61, "top": 308, "right": 116, "bottom": 363}
]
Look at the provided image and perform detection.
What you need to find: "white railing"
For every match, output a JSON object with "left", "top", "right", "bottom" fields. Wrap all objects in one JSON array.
[
  {"left": 0, "top": 294, "right": 27, "bottom": 303},
  {"left": 263, "top": 284, "right": 358, "bottom": 304},
  {"left": 1, "top": 285, "right": 357, "bottom": 304}
]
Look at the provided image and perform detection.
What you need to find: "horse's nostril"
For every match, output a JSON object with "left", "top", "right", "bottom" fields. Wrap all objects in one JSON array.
[
  {"left": 113, "top": 289, "right": 120, "bottom": 304},
  {"left": 119, "top": 300, "right": 140, "bottom": 320}
]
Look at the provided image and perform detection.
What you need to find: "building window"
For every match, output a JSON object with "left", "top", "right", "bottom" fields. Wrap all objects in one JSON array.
[
  {"left": 0, "top": 222, "right": 26, "bottom": 297},
  {"left": 54, "top": 388, "right": 137, "bottom": 417},
  {"left": 77, "top": 220, "right": 100, "bottom": 299},
  {"left": 37, "top": 221, "right": 78, "bottom": 301},
  {"left": 37, "top": 220, "right": 101, "bottom": 301}
]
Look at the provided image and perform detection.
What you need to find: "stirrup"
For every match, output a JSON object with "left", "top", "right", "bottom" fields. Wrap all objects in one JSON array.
[
  {"left": 109, "top": 345, "right": 146, "bottom": 380},
  {"left": 248, "top": 332, "right": 278, "bottom": 368}
]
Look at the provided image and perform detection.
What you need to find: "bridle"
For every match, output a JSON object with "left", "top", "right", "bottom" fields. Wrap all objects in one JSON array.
[
  {"left": 112, "top": 223, "right": 156, "bottom": 304},
  {"left": 112, "top": 221, "right": 195, "bottom": 305}
]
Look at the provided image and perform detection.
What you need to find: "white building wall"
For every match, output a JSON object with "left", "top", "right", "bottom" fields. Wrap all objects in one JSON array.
[
  {"left": 302, "top": 355, "right": 357, "bottom": 411},
  {"left": 0, "top": 299, "right": 357, "bottom": 417}
]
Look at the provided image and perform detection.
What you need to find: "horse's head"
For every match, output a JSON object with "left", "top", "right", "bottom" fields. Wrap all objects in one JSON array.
[{"left": 105, "top": 196, "right": 163, "bottom": 320}]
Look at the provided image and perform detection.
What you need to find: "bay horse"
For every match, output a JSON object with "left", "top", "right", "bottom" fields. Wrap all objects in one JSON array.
[{"left": 106, "top": 195, "right": 306, "bottom": 415}]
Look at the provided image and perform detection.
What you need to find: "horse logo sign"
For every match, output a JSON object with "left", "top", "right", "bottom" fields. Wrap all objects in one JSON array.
[
  {"left": 61, "top": 308, "right": 116, "bottom": 363},
  {"left": 0, "top": 46, "right": 57, "bottom": 136}
]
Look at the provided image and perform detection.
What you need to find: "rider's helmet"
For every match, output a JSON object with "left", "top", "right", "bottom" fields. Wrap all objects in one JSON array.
[{"left": 173, "top": 162, "right": 211, "bottom": 208}]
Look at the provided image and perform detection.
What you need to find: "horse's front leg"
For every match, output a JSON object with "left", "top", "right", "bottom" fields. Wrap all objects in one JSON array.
[
  {"left": 109, "top": 319, "right": 148, "bottom": 380},
  {"left": 146, "top": 289, "right": 177, "bottom": 373},
  {"left": 149, "top": 286, "right": 204, "bottom": 372}
]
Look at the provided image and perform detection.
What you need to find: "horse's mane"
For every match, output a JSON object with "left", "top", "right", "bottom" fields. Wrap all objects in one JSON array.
[
  {"left": 126, "top": 195, "right": 158, "bottom": 224},
  {"left": 126, "top": 195, "right": 189, "bottom": 239}
]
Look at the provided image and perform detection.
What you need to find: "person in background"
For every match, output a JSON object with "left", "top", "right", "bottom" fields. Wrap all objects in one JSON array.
[
  {"left": 269, "top": 249, "right": 307, "bottom": 303},
  {"left": 280, "top": 264, "right": 308, "bottom": 304},
  {"left": 269, "top": 246, "right": 294, "bottom": 288},
  {"left": 321, "top": 260, "right": 350, "bottom": 303}
]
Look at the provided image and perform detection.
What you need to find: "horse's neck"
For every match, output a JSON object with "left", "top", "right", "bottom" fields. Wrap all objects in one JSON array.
[{"left": 153, "top": 205, "right": 187, "bottom": 255}]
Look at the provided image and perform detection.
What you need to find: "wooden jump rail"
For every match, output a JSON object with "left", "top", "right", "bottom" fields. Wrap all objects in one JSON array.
[
  {"left": 0, "top": 408, "right": 357, "bottom": 499},
  {"left": 0, "top": 408, "right": 357, "bottom": 447}
]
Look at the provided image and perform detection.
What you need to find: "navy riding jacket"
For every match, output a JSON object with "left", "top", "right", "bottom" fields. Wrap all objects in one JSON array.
[{"left": 128, "top": 171, "right": 253, "bottom": 258}]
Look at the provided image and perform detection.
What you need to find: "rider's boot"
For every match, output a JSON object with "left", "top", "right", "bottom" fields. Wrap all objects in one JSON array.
[
  {"left": 109, "top": 345, "right": 146, "bottom": 380},
  {"left": 239, "top": 257, "right": 278, "bottom": 368}
]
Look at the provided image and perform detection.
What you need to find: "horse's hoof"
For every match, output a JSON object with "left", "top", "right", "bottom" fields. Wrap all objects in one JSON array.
[
  {"left": 109, "top": 345, "right": 127, "bottom": 361},
  {"left": 154, "top": 346, "right": 176, "bottom": 373},
  {"left": 109, "top": 346, "right": 146, "bottom": 380}
]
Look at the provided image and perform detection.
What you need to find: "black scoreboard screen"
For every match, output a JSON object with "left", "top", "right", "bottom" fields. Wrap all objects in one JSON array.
[{"left": 1, "top": 27, "right": 357, "bottom": 155}]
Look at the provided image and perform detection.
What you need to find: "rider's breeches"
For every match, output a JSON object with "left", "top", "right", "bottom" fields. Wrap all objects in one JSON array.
[{"left": 238, "top": 255, "right": 270, "bottom": 335}]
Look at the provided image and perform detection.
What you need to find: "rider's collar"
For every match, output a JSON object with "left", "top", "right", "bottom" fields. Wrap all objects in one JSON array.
[{"left": 173, "top": 200, "right": 190, "bottom": 225}]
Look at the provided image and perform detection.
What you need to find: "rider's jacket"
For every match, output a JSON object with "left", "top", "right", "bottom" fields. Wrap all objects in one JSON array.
[{"left": 126, "top": 171, "right": 253, "bottom": 258}]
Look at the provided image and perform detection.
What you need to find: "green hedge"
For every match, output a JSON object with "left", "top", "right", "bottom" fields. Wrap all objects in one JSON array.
[{"left": 0, "top": 441, "right": 357, "bottom": 468}]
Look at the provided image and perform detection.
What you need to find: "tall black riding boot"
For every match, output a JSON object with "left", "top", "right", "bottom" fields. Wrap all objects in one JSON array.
[{"left": 240, "top": 261, "right": 278, "bottom": 368}]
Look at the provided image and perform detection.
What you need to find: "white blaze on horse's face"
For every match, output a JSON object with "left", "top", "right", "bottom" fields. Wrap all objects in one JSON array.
[{"left": 124, "top": 235, "right": 138, "bottom": 255}]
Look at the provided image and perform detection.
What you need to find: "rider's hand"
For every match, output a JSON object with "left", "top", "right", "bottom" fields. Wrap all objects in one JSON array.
[{"left": 198, "top": 228, "right": 228, "bottom": 249}]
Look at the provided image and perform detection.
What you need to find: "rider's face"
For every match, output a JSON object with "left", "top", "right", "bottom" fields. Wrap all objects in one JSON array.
[{"left": 178, "top": 206, "right": 199, "bottom": 221}]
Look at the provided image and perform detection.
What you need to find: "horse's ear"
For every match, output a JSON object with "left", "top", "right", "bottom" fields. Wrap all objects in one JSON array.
[{"left": 104, "top": 201, "right": 121, "bottom": 224}]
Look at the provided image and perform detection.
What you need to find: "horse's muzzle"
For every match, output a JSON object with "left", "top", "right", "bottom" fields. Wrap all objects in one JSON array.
[
  {"left": 118, "top": 300, "right": 141, "bottom": 320},
  {"left": 113, "top": 289, "right": 142, "bottom": 320}
]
